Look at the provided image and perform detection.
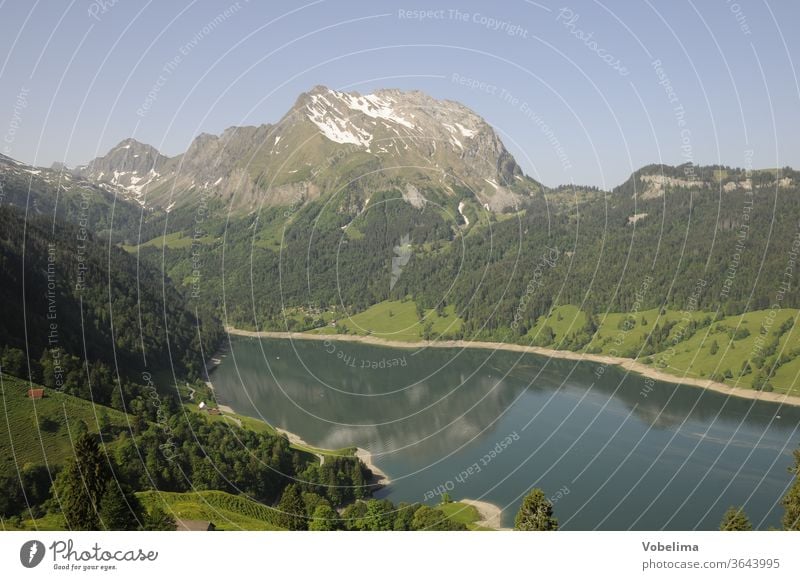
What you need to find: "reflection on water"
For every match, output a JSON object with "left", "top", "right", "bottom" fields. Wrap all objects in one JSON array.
[{"left": 211, "top": 336, "right": 800, "bottom": 529}]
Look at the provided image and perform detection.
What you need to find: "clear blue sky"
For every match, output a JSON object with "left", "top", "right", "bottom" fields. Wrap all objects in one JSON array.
[{"left": 1, "top": 0, "right": 798, "bottom": 188}]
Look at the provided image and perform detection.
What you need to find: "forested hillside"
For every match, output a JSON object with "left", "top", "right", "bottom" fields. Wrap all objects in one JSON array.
[
  {"left": 0, "top": 204, "right": 222, "bottom": 388},
  {"left": 0, "top": 202, "right": 381, "bottom": 530},
  {"left": 141, "top": 164, "right": 800, "bottom": 337}
]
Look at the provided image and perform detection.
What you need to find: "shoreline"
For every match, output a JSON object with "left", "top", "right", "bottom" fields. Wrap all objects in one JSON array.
[
  {"left": 272, "top": 426, "right": 389, "bottom": 486},
  {"left": 459, "top": 499, "right": 508, "bottom": 530},
  {"left": 224, "top": 326, "right": 800, "bottom": 408},
  {"left": 204, "top": 362, "right": 392, "bottom": 487},
  {"left": 355, "top": 448, "right": 391, "bottom": 487}
]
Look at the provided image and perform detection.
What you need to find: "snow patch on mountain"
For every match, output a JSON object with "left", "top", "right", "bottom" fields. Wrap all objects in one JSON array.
[
  {"left": 341, "top": 91, "right": 415, "bottom": 129},
  {"left": 455, "top": 122, "right": 477, "bottom": 138},
  {"left": 458, "top": 200, "right": 470, "bottom": 226},
  {"left": 306, "top": 93, "right": 373, "bottom": 147}
]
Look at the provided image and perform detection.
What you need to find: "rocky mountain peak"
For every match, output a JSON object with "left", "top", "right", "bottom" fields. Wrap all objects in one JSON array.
[
  {"left": 74, "top": 86, "right": 537, "bottom": 212},
  {"left": 74, "top": 138, "right": 168, "bottom": 206}
]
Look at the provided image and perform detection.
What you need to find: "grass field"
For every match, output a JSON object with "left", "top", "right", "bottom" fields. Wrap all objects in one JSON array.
[
  {"left": 4, "top": 489, "right": 287, "bottom": 531},
  {"left": 1, "top": 511, "right": 65, "bottom": 531},
  {"left": 304, "top": 300, "right": 800, "bottom": 394},
  {"left": 527, "top": 304, "right": 587, "bottom": 345},
  {"left": 526, "top": 305, "right": 800, "bottom": 395},
  {"left": 137, "top": 490, "right": 285, "bottom": 530},
  {"left": 438, "top": 501, "right": 491, "bottom": 531},
  {"left": 0, "top": 375, "right": 130, "bottom": 472},
  {"left": 307, "top": 299, "right": 463, "bottom": 341}
]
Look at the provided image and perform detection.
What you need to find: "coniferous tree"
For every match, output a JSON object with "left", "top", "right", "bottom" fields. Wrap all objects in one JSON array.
[
  {"left": 143, "top": 505, "right": 177, "bottom": 531},
  {"left": 276, "top": 484, "right": 306, "bottom": 530},
  {"left": 514, "top": 488, "right": 558, "bottom": 531},
  {"left": 58, "top": 433, "right": 109, "bottom": 530},
  {"left": 782, "top": 450, "right": 800, "bottom": 530},
  {"left": 99, "top": 484, "right": 142, "bottom": 530},
  {"left": 719, "top": 506, "right": 752, "bottom": 531}
]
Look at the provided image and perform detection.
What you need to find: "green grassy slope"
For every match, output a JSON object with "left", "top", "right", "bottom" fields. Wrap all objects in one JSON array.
[
  {"left": 0, "top": 375, "right": 130, "bottom": 471},
  {"left": 137, "top": 490, "right": 285, "bottom": 530},
  {"left": 529, "top": 305, "right": 800, "bottom": 395},
  {"left": 438, "top": 501, "right": 491, "bottom": 531},
  {"left": 5, "top": 489, "right": 287, "bottom": 531},
  {"left": 306, "top": 299, "right": 463, "bottom": 341},
  {"left": 306, "top": 301, "right": 800, "bottom": 396}
]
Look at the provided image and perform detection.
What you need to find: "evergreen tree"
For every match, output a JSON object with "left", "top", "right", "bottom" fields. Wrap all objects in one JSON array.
[
  {"left": 514, "top": 488, "right": 558, "bottom": 531},
  {"left": 98, "top": 411, "right": 112, "bottom": 435},
  {"left": 99, "top": 484, "right": 142, "bottom": 530},
  {"left": 351, "top": 463, "right": 367, "bottom": 499},
  {"left": 58, "top": 433, "right": 109, "bottom": 530},
  {"left": 719, "top": 506, "right": 752, "bottom": 531},
  {"left": 143, "top": 505, "right": 176, "bottom": 531},
  {"left": 782, "top": 449, "right": 800, "bottom": 530},
  {"left": 276, "top": 484, "right": 306, "bottom": 530}
]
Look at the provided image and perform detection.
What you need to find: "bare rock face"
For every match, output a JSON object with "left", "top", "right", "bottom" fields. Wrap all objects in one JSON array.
[{"left": 75, "top": 86, "right": 541, "bottom": 213}]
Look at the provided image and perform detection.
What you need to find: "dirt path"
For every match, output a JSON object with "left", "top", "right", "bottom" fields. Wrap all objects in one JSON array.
[{"left": 224, "top": 327, "right": 800, "bottom": 408}]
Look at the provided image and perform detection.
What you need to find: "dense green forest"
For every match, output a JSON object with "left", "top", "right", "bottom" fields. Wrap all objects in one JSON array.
[
  {"left": 3, "top": 161, "right": 800, "bottom": 530},
  {"left": 139, "top": 165, "right": 800, "bottom": 350},
  {"left": 0, "top": 205, "right": 222, "bottom": 386},
  {"left": 109, "top": 164, "right": 800, "bottom": 398},
  {"left": 0, "top": 202, "right": 380, "bottom": 530}
]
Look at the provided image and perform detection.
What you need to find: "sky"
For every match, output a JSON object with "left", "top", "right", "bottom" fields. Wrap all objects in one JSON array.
[{"left": 0, "top": 0, "right": 798, "bottom": 189}]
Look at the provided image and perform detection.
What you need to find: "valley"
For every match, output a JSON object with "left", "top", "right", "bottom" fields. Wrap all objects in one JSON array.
[{"left": 2, "top": 85, "right": 799, "bottom": 532}]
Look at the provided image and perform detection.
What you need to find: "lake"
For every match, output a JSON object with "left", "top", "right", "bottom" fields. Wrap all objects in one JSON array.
[{"left": 210, "top": 335, "right": 799, "bottom": 529}]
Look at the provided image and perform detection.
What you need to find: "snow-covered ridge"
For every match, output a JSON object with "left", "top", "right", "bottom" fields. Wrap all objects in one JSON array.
[
  {"left": 304, "top": 87, "right": 482, "bottom": 154},
  {"left": 305, "top": 92, "right": 373, "bottom": 148},
  {"left": 341, "top": 91, "right": 415, "bottom": 129}
]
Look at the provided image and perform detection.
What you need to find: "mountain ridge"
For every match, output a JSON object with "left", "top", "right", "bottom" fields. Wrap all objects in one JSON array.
[
  {"left": 4, "top": 85, "right": 795, "bottom": 221},
  {"left": 69, "top": 85, "right": 539, "bottom": 213}
]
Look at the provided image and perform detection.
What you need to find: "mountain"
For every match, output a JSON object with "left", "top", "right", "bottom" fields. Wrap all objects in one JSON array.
[
  {"left": 613, "top": 163, "right": 796, "bottom": 199},
  {"left": 73, "top": 138, "right": 169, "bottom": 208},
  {"left": 74, "top": 86, "right": 541, "bottom": 214},
  {"left": 5, "top": 86, "right": 800, "bottom": 338},
  {"left": 0, "top": 153, "right": 148, "bottom": 243}
]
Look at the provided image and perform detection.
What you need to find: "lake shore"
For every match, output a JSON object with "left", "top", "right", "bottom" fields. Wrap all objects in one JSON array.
[
  {"left": 355, "top": 448, "right": 391, "bottom": 487},
  {"left": 205, "top": 363, "right": 392, "bottom": 486},
  {"left": 224, "top": 326, "right": 800, "bottom": 408},
  {"left": 460, "top": 499, "right": 508, "bottom": 530},
  {"left": 271, "top": 426, "right": 390, "bottom": 485}
]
